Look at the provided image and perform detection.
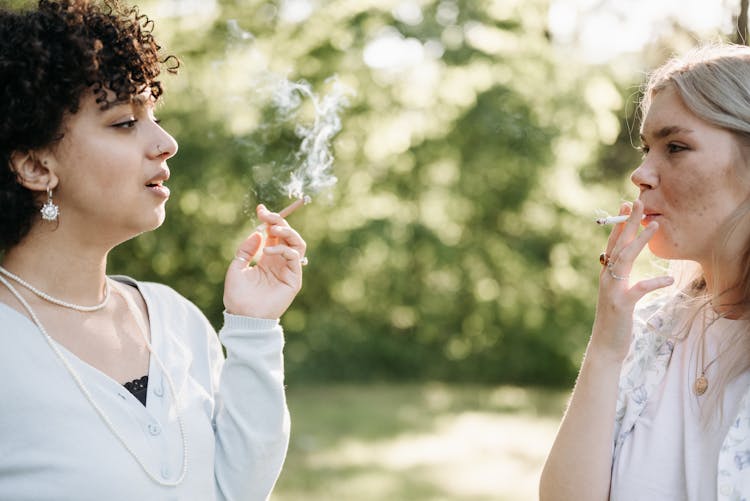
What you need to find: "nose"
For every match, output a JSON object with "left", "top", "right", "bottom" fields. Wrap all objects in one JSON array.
[
  {"left": 630, "top": 157, "right": 658, "bottom": 192},
  {"left": 150, "top": 122, "right": 179, "bottom": 159}
]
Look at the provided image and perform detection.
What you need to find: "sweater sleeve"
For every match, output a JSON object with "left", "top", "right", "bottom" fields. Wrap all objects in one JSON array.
[{"left": 212, "top": 313, "right": 290, "bottom": 501}]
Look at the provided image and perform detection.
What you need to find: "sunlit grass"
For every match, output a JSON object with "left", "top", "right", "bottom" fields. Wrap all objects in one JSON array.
[{"left": 273, "top": 383, "right": 568, "bottom": 501}]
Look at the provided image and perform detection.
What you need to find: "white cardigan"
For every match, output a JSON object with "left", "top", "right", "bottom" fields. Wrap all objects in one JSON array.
[{"left": 0, "top": 277, "right": 290, "bottom": 501}]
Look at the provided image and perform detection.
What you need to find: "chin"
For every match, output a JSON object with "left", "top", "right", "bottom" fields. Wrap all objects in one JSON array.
[
  {"left": 151, "top": 206, "right": 167, "bottom": 227},
  {"left": 647, "top": 238, "right": 677, "bottom": 260},
  {"left": 134, "top": 211, "right": 167, "bottom": 235}
]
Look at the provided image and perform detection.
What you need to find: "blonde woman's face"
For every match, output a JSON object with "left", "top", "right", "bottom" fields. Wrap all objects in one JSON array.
[{"left": 631, "top": 85, "right": 750, "bottom": 263}]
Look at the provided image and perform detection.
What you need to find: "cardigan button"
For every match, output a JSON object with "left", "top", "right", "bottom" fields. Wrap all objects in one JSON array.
[
  {"left": 161, "top": 464, "right": 171, "bottom": 479},
  {"left": 148, "top": 423, "right": 162, "bottom": 436}
]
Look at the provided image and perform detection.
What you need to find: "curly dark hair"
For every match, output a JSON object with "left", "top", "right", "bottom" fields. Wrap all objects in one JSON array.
[{"left": 0, "top": 0, "right": 178, "bottom": 251}]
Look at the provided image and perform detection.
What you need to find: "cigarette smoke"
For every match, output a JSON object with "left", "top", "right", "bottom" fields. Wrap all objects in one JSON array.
[
  {"left": 223, "top": 19, "right": 351, "bottom": 209},
  {"left": 267, "top": 76, "right": 350, "bottom": 200}
]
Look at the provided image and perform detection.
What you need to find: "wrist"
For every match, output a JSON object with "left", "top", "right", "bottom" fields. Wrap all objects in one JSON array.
[{"left": 584, "top": 338, "right": 629, "bottom": 368}]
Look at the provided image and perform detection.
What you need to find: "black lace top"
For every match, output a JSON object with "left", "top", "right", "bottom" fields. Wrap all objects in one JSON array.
[{"left": 123, "top": 375, "right": 148, "bottom": 406}]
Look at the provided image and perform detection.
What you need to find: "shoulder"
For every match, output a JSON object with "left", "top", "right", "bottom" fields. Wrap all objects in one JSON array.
[
  {"left": 113, "top": 275, "right": 197, "bottom": 309},
  {"left": 111, "top": 275, "right": 214, "bottom": 332}
]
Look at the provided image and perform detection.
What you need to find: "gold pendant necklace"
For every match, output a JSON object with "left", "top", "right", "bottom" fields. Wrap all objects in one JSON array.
[
  {"left": 694, "top": 374, "right": 709, "bottom": 396},
  {"left": 694, "top": 306, "right": 714, "bottom": 396},
  {"left": 693, "top": 306, "right": 731, "bottom": 397}
]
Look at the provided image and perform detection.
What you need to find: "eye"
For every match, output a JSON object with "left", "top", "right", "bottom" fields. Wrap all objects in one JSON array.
[
  {"left": 112, "top": 119, "right": 137, "bottom": 129},
  {"left": 638, "top": 144, "right": 649, "bottom": 156},
  {"left": 667, "top": 143, "right": 687, "bottom": 153}
]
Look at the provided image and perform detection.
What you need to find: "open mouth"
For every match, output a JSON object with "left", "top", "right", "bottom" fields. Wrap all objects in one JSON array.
[{"left": 146, "top": 181, "right": 170, "bottom": 198}]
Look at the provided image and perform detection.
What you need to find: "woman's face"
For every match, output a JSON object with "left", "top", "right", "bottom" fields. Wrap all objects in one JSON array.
[
  {"left": 46, "top": 88, "right": 178, "bottom": 244},
  {"left": 631, "top": 84, "right": 750, "bottom": 263}
]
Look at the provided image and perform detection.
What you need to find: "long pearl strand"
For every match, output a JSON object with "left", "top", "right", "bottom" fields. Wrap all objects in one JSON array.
[
  {"left": 0, "top": 265, "right": 110, "bottom": 312},
  {"left": 0, "top": 274, "right": 188, "bottom": 486}
]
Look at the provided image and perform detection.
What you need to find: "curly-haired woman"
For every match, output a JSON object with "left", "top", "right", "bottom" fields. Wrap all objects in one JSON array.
[{"left": 0, "top": 1, "right": 306, "bottom": 500}]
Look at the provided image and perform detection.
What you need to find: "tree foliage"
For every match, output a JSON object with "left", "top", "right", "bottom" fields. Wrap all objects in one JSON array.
[{"left": 102, "top": 0, "right": 652, "bottom": 386}]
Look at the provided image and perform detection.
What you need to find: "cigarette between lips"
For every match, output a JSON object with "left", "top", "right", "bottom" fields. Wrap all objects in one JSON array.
[{"left": 596, "top": 214, "right": 646, "bottom": 225}]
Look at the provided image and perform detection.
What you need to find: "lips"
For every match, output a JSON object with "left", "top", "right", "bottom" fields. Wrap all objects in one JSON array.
[
  {"left": 642, "top": 208, "right": 662, "bottom": 224},
  {"left": 146, "top": 168, "right": 170, "bottom": 197}
]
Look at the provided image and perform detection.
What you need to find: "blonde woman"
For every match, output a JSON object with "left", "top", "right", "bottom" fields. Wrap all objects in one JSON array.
[
  {"left": 0, "top": 1, "right": 306, "bottom": 499},
  {"left": 541, "top": 44, "right": 750, "bottom": 500}
]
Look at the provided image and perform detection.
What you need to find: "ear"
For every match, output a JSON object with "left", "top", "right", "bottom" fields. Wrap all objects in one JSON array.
[{"left": 9, "top": 150, "right": 59, "bottom": 191}]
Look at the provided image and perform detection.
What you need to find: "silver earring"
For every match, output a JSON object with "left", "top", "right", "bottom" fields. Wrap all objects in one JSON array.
[{"left": 40, "top": 187, "right": 59, "bottom": 221}]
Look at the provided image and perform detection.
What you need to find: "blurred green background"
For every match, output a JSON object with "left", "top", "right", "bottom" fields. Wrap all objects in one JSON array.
[
  {"left": 14, "top": 0, "right": 745, "bottom": 498},
  {"left": 104, "top": 0, "right": 742, "bottom": 386}
]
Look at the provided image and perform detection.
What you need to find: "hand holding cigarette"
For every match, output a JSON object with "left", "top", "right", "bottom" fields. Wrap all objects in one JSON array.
[
  {"left": 225, "top": 199, "right": 309, "bottom": 318},
  {"left": 245, "top": 194, "right": 311, "bottom": 265}
]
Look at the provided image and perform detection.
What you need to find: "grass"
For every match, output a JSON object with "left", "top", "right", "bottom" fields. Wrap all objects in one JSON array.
[{"left": 273, "top": 383, "right": 569, "bottom": 501}]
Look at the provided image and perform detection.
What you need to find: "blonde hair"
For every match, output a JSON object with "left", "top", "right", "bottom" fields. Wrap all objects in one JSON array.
[{"left": 640, "top": 43, "right": 750, "bottom": 422}]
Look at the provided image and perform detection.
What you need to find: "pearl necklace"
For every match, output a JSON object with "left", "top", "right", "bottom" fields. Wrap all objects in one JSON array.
[
  {"left": 0, "top": 274, "right": 188, "bottom": 486},
  {"left": 0, "top": 265, "right": 110, "bottom": 312}
]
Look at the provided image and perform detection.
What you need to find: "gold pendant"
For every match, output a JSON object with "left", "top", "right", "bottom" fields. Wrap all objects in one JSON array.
[{"left": 694, "top": 375, "right": 708, "bottom": 396}]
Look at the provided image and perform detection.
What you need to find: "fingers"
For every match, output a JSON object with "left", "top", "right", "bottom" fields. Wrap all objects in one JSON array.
[
  {"left": 604, "top": 202, "right": 632, "bottom": 257},
  {"left": 263, "top": 244, "right": 304, "bottom": 286},
  {"left": 602, "top": 222, "right": 656, "bottom": 284},
  {"left": 614, "top": 221, "right": 657, "bottom": 270},
  {"left": 266, "top": 224, "right": 307, "bottom": 258},
  {"left": 629, "top": 275, "right": 675, "bottom": 301},
  {"left": 232, "top": 232, "right": 263, "bottom": 268},
  {"left": 601, "top": 218, "right": 673, "bottom": 299},
  {"left": 614, "top": 200, "right": 645, "bottom": 255},
  {"left": 603, "top": 200, "right": 645, "bottom": 270},
  {"left": 256, "top": 204, "right": 289, "bottom": 228}
]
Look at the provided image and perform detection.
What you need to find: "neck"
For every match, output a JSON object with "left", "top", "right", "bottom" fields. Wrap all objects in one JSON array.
[
  {"left": 1, "top": 230, "right": 110, "bottom": 305},
  {"left": 701, "top": 259, "right": 746, "bottom": 318}
]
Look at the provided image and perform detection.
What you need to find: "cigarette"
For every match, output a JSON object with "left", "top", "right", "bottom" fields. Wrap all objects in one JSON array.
[
  {"left": 278, "top": 194, "right": 312, "bottom": 219},
  {"left": 254, "top": 194, "right": 311, "bottom": 233},
  {"left": 247, "top": 195, "right": 311, "bottom": 263},
  {"left": 595, "top": 215, "right": 645, "bottom": 225}
]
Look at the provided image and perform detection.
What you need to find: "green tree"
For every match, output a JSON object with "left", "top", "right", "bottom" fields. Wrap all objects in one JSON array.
[{"left": 108, "top": 0, "right": 634, "bottom": 385}]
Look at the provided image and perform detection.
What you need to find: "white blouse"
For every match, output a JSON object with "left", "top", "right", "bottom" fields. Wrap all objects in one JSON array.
[{"left": 611, "top": 305, "right": 750, "bottom": 501}]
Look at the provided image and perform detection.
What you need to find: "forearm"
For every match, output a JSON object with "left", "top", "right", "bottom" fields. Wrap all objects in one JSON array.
[
  {"left": 539, "top": 344, "right": 623, "bottom": 501},
  {"left": 213, "top": 314, "right": 290, "bottom": 501}
]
